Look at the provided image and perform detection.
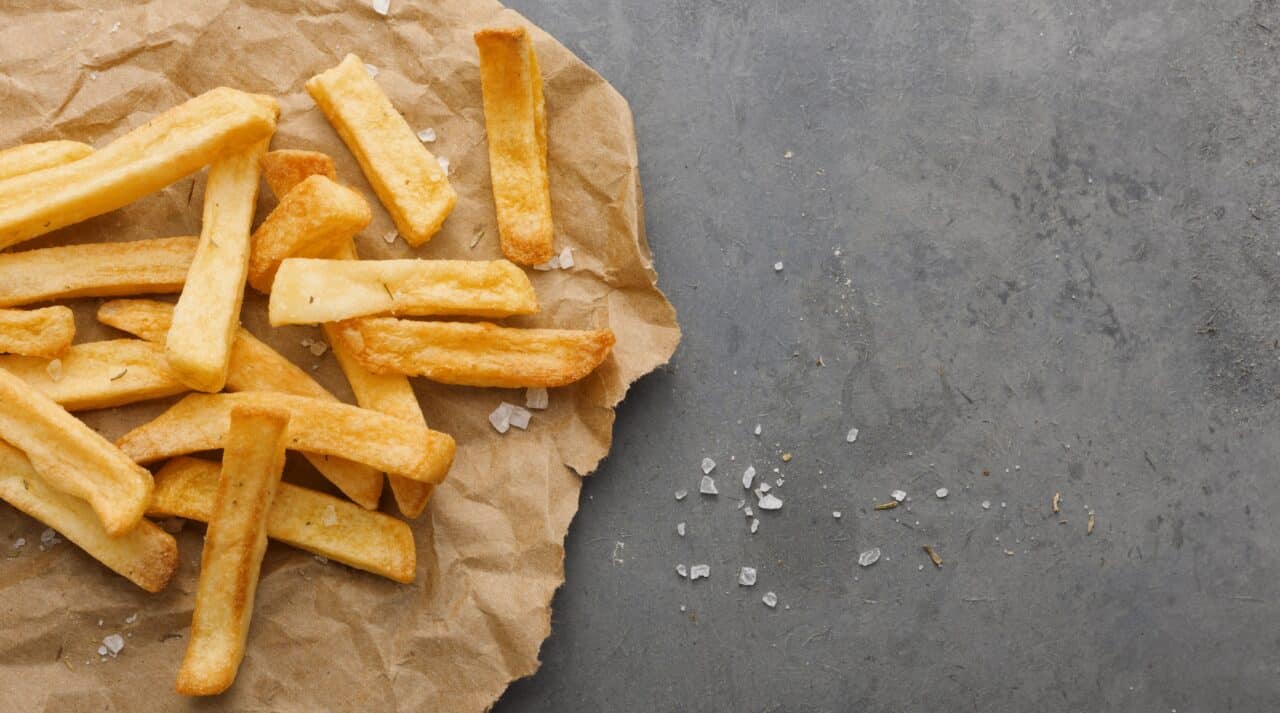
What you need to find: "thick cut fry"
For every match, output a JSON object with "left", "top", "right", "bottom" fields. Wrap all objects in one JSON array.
[
  {"left": 0, "top": 339, "right": 186, "bottom": 411},
  {"left": 0, "top": 237, "right": 196, "bottom": 308},
  {"left": 97, "top": 299, "right": 383, "bottom": 509},
  {"left": 269, "top": 258, "right": 538, "bottom": 325},
  {"left": 306, "top": 54, "right": 456, "bottom": 246},
  {"left": 167, "top": 140, "right": 269, "bottom": 393},
  {"left": 0, "top": 441, "right": 177, "bottom": 593},
  {"left": 0, "top": 140, "right": 93, "bottom": 181},
  {"left": 0, "top": 88, "right": 279, "bottom": 250},
  {"left": 247, "top": 175, "right": 370, "bottom": 292},
  {"left": 0, "top": 306, "right": 74, "bottom": 357},
  {"left": 331, "top": 318, "right": 615, "bottom": 388},
  {"left": 176, "top": 406, "right": 288, "bottom": 696},
  {"left": 260, "top": 150, "right": 335, "bottom": 198},
  {"left": 151, "top": 458, "right": 415, "bottom": 583},
  {"left": 475, "top": 27, "right": 554, "bottom": 265},
  {"left": 117, "top": 392, "right": 455, "bottom": 485},
  {"left": 0, "top": 367, "right": 152, "bottom": 536}
]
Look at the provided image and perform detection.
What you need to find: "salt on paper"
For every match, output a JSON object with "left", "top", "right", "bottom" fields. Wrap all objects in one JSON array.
[
  {"left": 676, "top": 522, "right": 686, "bottom": 537},
  {"left": 675, "top": 564, "right": 687, "bottom": 578},
  {"left": 674, "top": 489, "right": 688, "bottom": 501},
  {"left": 101, "top": 634, "right": 125, "bottom": 657},
  {"left": 741, "top": 465, "right": 756, "bottom": 489},
  {"left": 754, "top": 424, "right": 762, "bottom": 436},
  {"left": 488, "top": 403, "right": 513, "bottom": 433},
  {"left": 773, "top": 262, "right": 784, "bottom": 272},
  {"left": 364, "top": 63, "right": 380, "bottom": 78},
  {"left": 40, "top": 528, "right": 60, "bottom": 548},
  {"left": 371, "top": 0, "right": 390, "bottom": 16},
  {"left": 832, "top": 511, "right": 842, "bottom": 519},
  {"left": 891, "top": 489, "right": 907, "bottom": 502},
  {"left": 981, "top": 500, "right": 991, "bottom": 510},
  {"left": 762, "top": 591, "right": 778, "bottom": 608},
  {"left": 525, "top": 387, "right": 549, "bottom": 410},
  {"left": 700, "top": 457, "right": 716, "bottom": 474},
  {"left": 699, "top": 475, "right": 718, "bottom": 495},
  {"left": 382, "top": 230, "right": 398, "bottom": 244},
  {"left": 437, "top": 156, "right": 450, "bottom": 175},
  {"left": 845, "top": 427, "right": 859, "bottom": 443},
  {"left": 507, "top": 404, "right": 532, "bottom": 430},
  {"left": 738, "top": 567, "right": 757, "bottom": 586},
  {"left": 750, "top": 518, "right": 760, "bottom": 534},
  {"left": 936, "top": 488, "right": 949, "bottom": 499},
  {"left": 558, "top": 247, "right": 575, "bottom": 269},
  {"left": 11, "top": 537, "right": 25, "bottom": 550},
  {"left": 858, "top": 548, "right": 881, "bottom": 567},
  {"left": 532, "top": 255, "right": 561, "bottom": 271},
  {"left": 758, "top": 482, "right": 771, "bottom": 493},
  {"left": 308, "top": 340, "right": 329, "bottom": 357},
  {"left": 689, "top": 564, "right": 710, "bottom": 581},
  {"left": 416, "top": 127, "right": 437, "bottom": 142}
]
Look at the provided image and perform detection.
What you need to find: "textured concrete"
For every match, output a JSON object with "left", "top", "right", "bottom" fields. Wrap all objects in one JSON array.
[{"left": 498, "top": 2, "right": 1280, "bottom": 710}]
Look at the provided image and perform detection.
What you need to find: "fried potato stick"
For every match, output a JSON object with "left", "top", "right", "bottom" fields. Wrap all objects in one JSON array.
[
  {"left": 150, "top": 457, "right": 415, "bottom": 583},
  {"left": 0, "top": 441, "right": 177, "bottom": 593},
  {"left": 0, "top": 306, "right": 74, "bottom": 358},
  {"left": 0, "top": 339, "right": 186, "bottom": 411},
  {"left": 0, "top": 237, "right": 196, "bottom": 308},
  {"left": 0, "top": 87, "right": 279, "bottom": 250},
  {"left": 175, "top": 406, "right": 288, "bottom": 696},
  {"left": 246, "top": 175, "right": 370, "bottom": 292},
  {"left": 260, "top": 149, "right": 336, "bottom": 198},
  {"left": 0, "top": 140, "right": 93, "bottom": 181},
  {"left": 475, "top": 27, "right": 554, "bottom": 265},
  {"left": 306, "top": 54, "right": 456, "bottom": 246}
]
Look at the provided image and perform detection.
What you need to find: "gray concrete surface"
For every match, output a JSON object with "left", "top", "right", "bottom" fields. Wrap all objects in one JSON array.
[{"left": 497, "top": 2, "right": 1280, "bottom": 710}]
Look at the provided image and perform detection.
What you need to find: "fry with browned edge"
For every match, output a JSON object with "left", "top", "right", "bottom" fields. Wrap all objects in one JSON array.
[
  {"left": 247, "top": 175, "right": 370, "bottom": 292},
  {"left": 0, "top": 306, "right": 74, "bottom": 358},
  {"left": 0, "top": 237, "right": 196, "bottom": 308},
  {"left": 260, "top": 149, "right": 336, "bottom": 199},
  {"left": 0, "top": 140, "right": 93, "bottom": 181},
  {"left": 0, "top": 339, "right": 186, "bottom": 411}
]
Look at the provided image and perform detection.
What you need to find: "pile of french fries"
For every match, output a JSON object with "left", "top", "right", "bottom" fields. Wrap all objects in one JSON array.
[{"left": 0, "top": 27, "right": 613, "bottom": 696}]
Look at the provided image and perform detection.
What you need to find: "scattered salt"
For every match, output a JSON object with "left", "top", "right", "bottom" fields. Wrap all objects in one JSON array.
[
  {"left": 558, "top": 247, "right": 575, "bottom": 269},
  {"left": 364, "top": 64, "right": 380, "bottom": 78},
  {"left": 46, "top": 359, "right": 62, "bottom": 382},
  {"left": 699, "top": 475, "right": 718, "bottom": 495},
  {"left": 102, "top": 634, "right": 125, "bottom": 657},
  {"left": 40, "top": 528, "right": 60, "bottom": 548},
  {"left": 773, "top": 261, "right": 784, "bottom": 272},
  {"left": 676, "top": 522, "right": 685, "bottom": 537},
  {"left": 845, "top": 427, "right": 859, "bottom": 443},
  {"left": 507, "top": 404, "right": 532, "bottom": 430},
  {"left": 314, "top": 555, "right": 329, "bottom": 564},
  {"left": 783, "top": 150, "right": 794, "bottom": 159},
  {"left": 109, "top": 20, "right": 121, "bottom": 33},
  {"left": 1001, "top": 502, "right": 1007, "bottom": 509},
  {"left": 675, "top": 564, "right": 687, "bottom": 578},
  {"left": 11, "top": 537, "right": 24, "bottom": 549},
  {"left": 525, "top": 387, "right": 549, "bottom": 410},
  {"left": 382, "top": 230, "right": 398, "bottom": 244},
  {"left": 750, "top": 518, "right": 760, "bottom": 534},
  {"left": 858, "top": 548, "right": 881, "bottom": 567},
  {"left": 753, "top": 424, "right": 762, "bottom": 436},
  {"left": 744, "top": 506, "right": 753, "bottom": 517},
  {"left": 742, "top": 465, "right": 756, "bottom": 489},
  {"left": 936, "top": 488, "right": 949, "bottom": 499},
  {"left": 758, "top": 482, "right": 771, "bottom": 493},
  {"left": 890, "top": 489, "right": 907, "bottom": 502},
  {"left": 533, "top": 255, "right": 561, "bottom": 271},
  {"left": 832, "top": 511, "right": 842, "bottom": 519},
  {"left": 700, "top": 457, "right": 716, "bottom": 474},
  {"left": 125, "top": 614, "right": 138, "bottom": 625},
  {"left": 416, "top": 127, "right": 437, "bottom": 143},
  {"left": 308, "top": 340, "right": 328, "bottom": 357},
  {"left": 738, "top": 567, "right": 757, "bottom": 586},
  {"left": 488, "top": 403, "right": 513, "bottom": 433},
  {"left": 674, "top": 489, "right": 688, "bottom": 501},
  {"left": 371, "top": 0, "right": 390, "bottom": 16},
  {"left": 437, "top": 157, "right": 450, "bottom": 175},
  {"left": 762, "top": 591, "right": 778, "bottom": 608},
  {"left": 689, "top": 564, "right": 710, "bottom": 581},
  {"left": 757, "top": 493, "right": 783, "bottom": 510},
  {"left": 981, "top": 500, "right": 991, "bottom": 510},
  {"left": 321, "top": 505, "right": 337, "bottom": 527}
]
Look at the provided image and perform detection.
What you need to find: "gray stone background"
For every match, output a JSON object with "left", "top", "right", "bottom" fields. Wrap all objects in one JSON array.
[{"left": 498, "top": 1, "right": 1280, "bottom": 711}]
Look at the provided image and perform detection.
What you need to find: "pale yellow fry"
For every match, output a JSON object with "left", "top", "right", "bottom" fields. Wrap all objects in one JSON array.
[
  {"left": 0, "top": 440, "right": 177, "bottom": 593},
  {"left": 0, "top": 140, "right": 93, "bottom": 181},
  {"left": 0, "top": 306, "right": 74, "bottom": 358},
  {"left": 0, "top": 339, "right": 186, "bottom": 411},
  {"left": 260, "top": 149, "right": 335, "bottom": 199},
  {"left": 117, "top": 392, "right": 455, "bottom": 485},
  {"left": 167, "top": 139, "right": 269, "bottom": 393},
  {"left": 150, "top": 457, "right": 415, "bottom": 583},
  {"left": 0, "top": 367, "right": 152, "bottom": 536},
  {"left": 0, "top": 88, "right": 279, "bottom": 250},
  {"left": 247, "top": 175, "right": 370, "bottom": 293},
  {"left": 97, "top": 299, "right": 384, "bottom": 509},
  {"left": 306, "top": 54, "right": 456, "bottom": 246},
  {"left": 475, "top": 27, "right": 554, "bottom": 265},
  {"left": 176, "top": 405, "right": 288, "bottom": 696},
  {"left": 331, "top": 317, "right": 616, "bottom": 388},
  {"left": 0, "top": 237, "right": 196, "bottom": 308}
]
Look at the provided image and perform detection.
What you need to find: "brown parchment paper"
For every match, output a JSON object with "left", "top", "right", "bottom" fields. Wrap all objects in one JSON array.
[{"left": 0, "top": 1, "right": 680, "bottom": 710}]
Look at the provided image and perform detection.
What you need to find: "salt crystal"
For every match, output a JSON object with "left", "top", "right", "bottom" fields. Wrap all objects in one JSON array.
[
  {"left": 102, "top": 634, "right": 124, "bottom": 657},
  {"left": 981, "top": 500, "right": 991, "bottom": 510},
  {"left": 1001, "top": 502, "right": 1007, "bottom": 509},
  {"left": 321, "top": 505, "right": 338, "bottom": 527},
  {"left": 416, "top": 127, "right": 436, "bottom": 143},
  {"left": 488, "top": 403, "right": 513, "bottom": 433},
  {"left": 689, "top": 564, "right": 710, "bottom": 581},
  {"left": 699, "top": 475, "right": 718, "bottom": 495},
  {"left": 773, "top": 261, "right": 784, "bottom": 272},
  {"left": 308, "top": 340, "right": 329, "bottom": 357},
  {"left": 109, "top": 20, "right": 121, "bottom": 33},
  {"left": 936, "top": 488, "right": 949, "bottom": 499},
  {"left": 314, "top": 555, "right": 329, "bottom": 564},
  {"left": 382, "top": 230, "right": 398, "bottom": 244},
  {"left": 46, "top": 359, "right": 62, "bottom": 382},
  {"left": 674, "top": 489, "right": 688, "bottom": 501},
  {"left": 532, "top": 255, "right": 561, "bottom": 271},
  {"left": 891, "top": 489, "right": 906, "bottom": 502},
  {"left": 757, "top": 493, "right": 783, "bottom": 510},
  {"left": 11, "top": 537, "right": 24, "bottom": 549},
  {"left": 97, "top": 646, "right": 108, "bottom": 656},
  {"left": 525, "top": 387, "right": 549, "bottom": 410},
  {"left": 507, "top": 404, "right": 532, "bottom": 430},
  {"left": 97, "top": 619, "right": 103, "bottom": 627},
  {"left": 832, "top": 511, "right": 842, "bottom": 519},
  {"left": 783, "top": 150, "right": 794, "bottom": 159},
  {"left": 753, "top": 424, "right": 762, "bottom": 436},
  {"left": 858, "top": 547, "right": 881, "bottom": 567},
  {"left": 758, "top": 482, "right": 771, "bottom": 493},
  {"left": 125, "top": 614, "right": 137, "bottom": 624},
  {"left": 750, "top": 518, "right": 760, "bottom": 533},
  {"left": 679, "top": 605, "right": 686, "bottom": 612},
  {"left": 744, "top": 506, "right": 753, "bottom": 517},
  {"left": 845, "top": 427, "right": 859, "bottom": 443},
  {"left": 364, "top": 64, "right": 380, "bottom": 78},
  {"left": 558, "top": 247, "right": 574, "bottom": 269},
  {"left": 742, "top": 465, "right": 756, "bottom": 489},
  {"left": 676, "top": 522, "right": 685, "bottom": 537},
  {"left": 437, "top": 157, "right": 450, "bottom": 175},
  {"left": 738, "top": 567, "right": 757, "bottom": 586},
  {"left": 40, "top": 528, "right": 60, "bottom": 548},
  {"left": 675, "top": 564, "right": 687, "bottom": 578},
  {"left": 762, "top": 591, "right": 778, "bottom": 608},
  {"left": 700, "top": 457, "right": 716, "bottom": 474},
  {"left": 371, "top": 0, "right": 390, "bottom": 15}
]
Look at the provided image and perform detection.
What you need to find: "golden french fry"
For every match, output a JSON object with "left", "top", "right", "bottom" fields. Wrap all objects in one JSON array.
[
  {"left": 167, "top": 139, "right": 269, "bottom": 393},
  {"left": 0, "top": 367, "right": 152, "bottom": 536},
  {"left": 0, "top": 441, "right": 177, "bottom": 593},
  {"left": 331, "top": 317, "right": 615, "bottom": 388},
  {"left": 150, "top": 457, "right": 415, "bottom": 583},
  {"left": 117, "top": 392, "right": 455, "bottom": 485},
  {"left": 475, "top": 26, "right": 554, "bottom": 265},
  {"left": 0, "top": 306, "right": 74, "bottom": 358},
  {"left": 260, "top": 149, "right": 336, "bottom": 199},
  {"left": 0, "top": 88, "right": 279, "bottom": 250},
  {"left": 0, "top": 140, "right": 93, "bottom": 181},
  {"left": 306, "top": 54, "right": 456, "bottom": 246},
  {"left": 176, "top": 405, "right": 288, "bottom": 696},
  {"left": 0, "top": 339, "right": 186, "bottom": 411},
  {"left": 98, "top": 299, "right": 384, "bottom": 509},
  {"left": 247, "top": 175, "right": 370, "bottom": 293},
  {"left": 269, "top": 258, "right": 538, "bottom": 325},
  {"left": 0, "top": 237, "right": 196, "bottom": 308}
]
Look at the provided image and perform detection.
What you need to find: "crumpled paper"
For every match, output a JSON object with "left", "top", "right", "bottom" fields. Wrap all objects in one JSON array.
[{"left": 0, "top": 1, "right": 679, "bottom": 710}]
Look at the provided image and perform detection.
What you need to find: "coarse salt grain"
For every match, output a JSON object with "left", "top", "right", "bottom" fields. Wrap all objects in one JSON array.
[
  {"left": 102, "top": 634, "right": 124, "bottom": 657},
  {"left": 700, "top": 457, "right": 716, "bottom": 474},
  {"left": 738, "top": 567, "right": 757, "bottom": 586},
  {"left": 674, "top": 489, "right": 688, "bottom": 501},
  {"left": 762, "top": 591, "right": 778, "bottom": 608},
  {"left": 757, "top": 493, "right": 783, "bottom": 510},
  {"left": 981, "top": 500, "right": 991, "bottom": 510},
  {"left": 558, "top": 247, "right": 575, "bottom": 269},
  {"left": 699, "top": 475, "right": 718, "bottom": 495},
  {"left": 109, "top": 20, "right": 121, "bottom": 33},
  {"left": 742, "top": 465, "right": 756, "bottom": 489},
  {"left": 846, "top": 427, "right": 859, "bottom": 443},
  {"left": 40, "top": 528, "right": 60, "bottom": 548},
  {"left": 371, "top": 0, "right": 390, "bottom": 15},
  {"left": 314, "top": 555, "right": 329, "bottom": 564},
  {"left": 507, "top": 404, "right": 532, "bottom": 430},
  {"left": 750, "top": 518, "right": 760, "bottom": 533},
  {"left": 488, "top": 403, "right": 513, "bottom": 433},
  {"left": 437, "top": 157, "right": 450, "bottom": 175},
  {"left": 364, "top": 64, "right": 380, "bottom": 78},
  {"left": 689, "top": 564, "right": 710, "bottom": 581},
  {"left": 308, "top": 340, "right": 328, "bottom": 357},
  {"left": 533, "top": 255, "right": 560, "bottom": 271},
  {"left": 936, "top": 488, "right": 949, "bottom": 498},
  {"left": 832, "top": 511, "right": 842, "bottom": 519},
  {"left": 11, "top": 537, "right": 24, "bottom": 550},
  {"left": 416, "top": 127, "right": 436, "bottom": 143},
  {"left": 891, "top": 489, "right": 907, "bottom": 502},
  {"left": 858, "top": 547, "right": 881, "bottom": 567},
  {"left": 675, "top": 563, "right": 688, "bottom": 578},
  {"left": 382, "top": 230, "right": 398, "bottom": 244},
  {"left": 676, "top": 522, "right": 686, "bottom": 537},
  {"left": 754, "top": 424, "right": 762, "bottom": 436},
  {"left": 321, "top": 505, "right": 338, "bottom": 527},
  {"left": 125, "top": 614, "right": 137, "bottom": 625},
  {"left": 46, "top": 359, "right": 62, "bottom": 382},
  {"left": 757, "top": 482, "right": 771, "bottom": 493},
  {"left": 744, "top": 506, "right": 753, "bottom": 517},
  {"left": 774, "top": 261, "right": 784, "bottom": 272},
  {"left": 525, "top": 387, "right": 549, "bottom": 410}
]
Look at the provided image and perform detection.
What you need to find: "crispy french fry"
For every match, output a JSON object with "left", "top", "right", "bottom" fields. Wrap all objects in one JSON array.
[
  {"left": 331, "top": 317, "right": 615, "bottom": 388},
  {"left": 97, "top": 299, "right": 384, "bottom": 509},
  {"left": 247, "top": 175, "right": 370, "bottom": 292},
  {"left": 167, "top": 139, "right": 269, "bottom": 393},
  {"left": 0, "top": 367, "right": 152, "bottom": 536},
  {"left": 0, "top": 140, "right": 93, "bottom": 181},
  {"left": 260, "top": 149, "right": 335, "bottom": 199},
  {"left": 0, "top": 441, "right": 177, "bottom": 593},
  {"left": 0, "top": 88, "right": 279, "bottom": 250},
  {"left": 475, "top": 27, "right": 554, "bottom": 265},
  {"left": 0, "top": 237, "right": 196, "bottom": 308},
  {"left": 0, "top": 306, "right": 74, "bottom": 358},
  {"left": 117, "top": 392, "right": 454, "bottom": 485},
  {"left": 176, "top": 406, "right": 288, "bottom": 696},
  {"left": 269, "top": 258, "right": 538, "bottom": 325},
  {"left": 0, "top": 339, "right": 186, "bottom": 411},
  {"left": 150, "top": 457, "right": 415, "bottom": 583},
  {"left": 306, "top": 54, "right": 456, "bottom": 246}
]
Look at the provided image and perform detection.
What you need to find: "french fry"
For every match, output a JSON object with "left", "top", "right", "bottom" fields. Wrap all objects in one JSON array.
[
  {"left": 117, "top": 392, "right": 455, "bottom": 485},
  {"left": 475, "top": 27, "right": 554, "bottom": 265},
  {"left": 260, "top": 149, "right": 335, "bottom": 199},
  {"left": 306, "top": 54, "right": 456, "bottom": 246},
  {"left": 0, "top": 367, "right": 152, "bottom": 536},
  {"left": 0, "top": 88, "right": 279, "bottom": 250},
  {"left": 0, "top": 306, "right": 74, "bottom": 358},
  {"left": 97, "top": 299, "right": 384, "bottom": 509},
  {"left": 330, "top": 318, "right": 615, "bottom": 388},
  {"left": 0, "top": 237, "right": 196, "bottom": 308},
  {"left": 246, "top": 175, "right": 370, "bottom": 293},
  {"left": 0, "top": 140, "right": 93, "bottom": 181},
  {"left": 167, "top": 139, "right": 269, "bottom": 392},
  {"left": 0, "top": 339, "right": 186, "bottom": 411},
  {"left": 268, "top": 258, "right": 538, "bottom": 325},
  {"left": 0, "top": 441, "right": 177, "bottom": 593},
  {"left": 150, "top": 457, "right": 415, "bottom": 583},
  {"left": 176, "top": 406, "right": 288, "bottom": 696}
]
